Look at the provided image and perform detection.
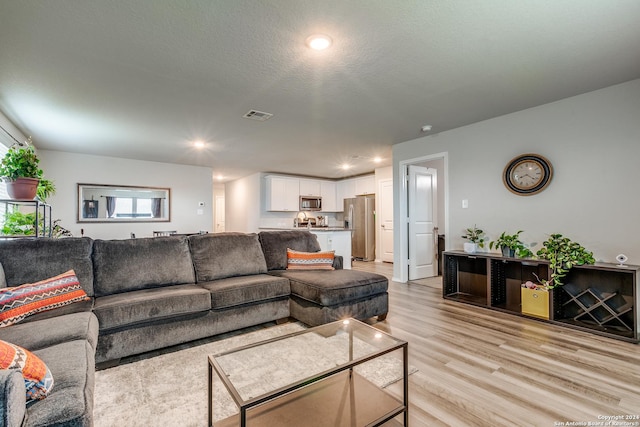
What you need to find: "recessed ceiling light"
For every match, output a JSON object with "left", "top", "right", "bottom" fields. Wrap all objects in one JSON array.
[
  {"left": 373, "top": 156, "right": 382, "bottom": 163},
  {"left": 421, "top": 125, "right": 432, "bottom": 132},
  {"left": 341, "top": 163, "right": 351, "bottom": 170},
  {"left": 216, "top": 175, "right": 224, "bottom": 181},
  {"left": 306, "top": 34, "right": 332, "bottom": 50},
  {"left": 193, "top": 140, "right": 205, "bottom": 148}
]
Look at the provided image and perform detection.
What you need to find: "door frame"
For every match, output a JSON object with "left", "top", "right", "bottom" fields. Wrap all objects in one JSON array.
[
  {"left": 378, "top": 178, "right": 394, "bottom": 263},
  {"left": 395, "top": 152, "right": 449, "bottom": 283}
]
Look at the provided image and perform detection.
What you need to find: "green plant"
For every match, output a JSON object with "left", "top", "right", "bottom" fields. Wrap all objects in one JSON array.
[
  {"left": 1, "top": 210, "right": 71, "bottom": 238},
  {"left": 489, "top": 230, "right": 533, "bottom": 258},
  {"left": 51, "top": 219, "right": 73, "bottom": 238},
  {"left": 461, "top": 225, "right": 485, "bottom": 248},
  {"left": 536, "top": 233, "right": 595, "bottom": 289},
  {"left": 0, "top": 138, "right": 43, "bottom": 181},
  {"left": 1, "top": 211, "right": 37, "bottom": 235},
  {"left": 37, "top": 178, "right": 56, "bottom": 202}
]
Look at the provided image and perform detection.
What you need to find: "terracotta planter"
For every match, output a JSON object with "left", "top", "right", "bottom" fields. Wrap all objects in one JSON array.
[{"left": 5, "top": 177, "right": 39, "bottom": 200}]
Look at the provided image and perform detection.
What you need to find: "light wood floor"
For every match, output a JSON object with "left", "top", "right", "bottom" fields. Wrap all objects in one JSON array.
[{"left": 353, "top": 261, "right": 640, "bottom": 427}]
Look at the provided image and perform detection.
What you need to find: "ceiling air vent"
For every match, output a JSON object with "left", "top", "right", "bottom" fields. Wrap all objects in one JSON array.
[{"left": 242, "top": 110, "right": 273, "bottom": 121}]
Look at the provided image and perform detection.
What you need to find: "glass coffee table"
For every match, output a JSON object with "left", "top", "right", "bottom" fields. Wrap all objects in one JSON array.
[{"left": 208, "top": 318, "right": 408, "bottom": 426}]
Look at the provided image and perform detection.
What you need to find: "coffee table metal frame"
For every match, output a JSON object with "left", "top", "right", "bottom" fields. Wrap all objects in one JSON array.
[{"left": 208, "top": 318, "right": 409, "bottom": 427}]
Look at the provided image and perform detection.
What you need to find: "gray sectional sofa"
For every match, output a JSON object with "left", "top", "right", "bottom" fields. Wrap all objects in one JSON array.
[{"left": 0, "top": 230, "right": 388, "bottom": 427}]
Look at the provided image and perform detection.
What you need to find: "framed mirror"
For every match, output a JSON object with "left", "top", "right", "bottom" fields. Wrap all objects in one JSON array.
[{"left": 77, "top": 183, "right": 170, "bottom": 223}]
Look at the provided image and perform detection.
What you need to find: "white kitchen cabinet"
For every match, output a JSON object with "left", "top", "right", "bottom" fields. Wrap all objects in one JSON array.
[
  {"left": 320, "top": 181, "right": 338, "bottom": 212},
  {"left": 336, "top": 174, "right": 374, "bottom": 205},
  {"left": 299, "top": 179, "right": 321, "bottom": 196},
  {"left": 337, "top": 178, "right": 357, "bottom": 202},
  {"left": 265, "top": 176, "right": 299, "bottom": 211},
  {"left": 355, "top": 175, "right": 375, "bottom": 195}
]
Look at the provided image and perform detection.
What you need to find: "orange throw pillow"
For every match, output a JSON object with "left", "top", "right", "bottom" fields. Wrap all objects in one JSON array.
[{"left": 286, "top": 248, "right": 335, "bottom": 270}]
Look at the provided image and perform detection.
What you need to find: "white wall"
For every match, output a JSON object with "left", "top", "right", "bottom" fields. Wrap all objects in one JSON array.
[
  {"left": 393, "top": 79, "right": 640, "bottom": 280},
  {"left": 38, "top": 150, "right": 213, "bottom": 239},
  {"left": 224, "top": 173, "right": 261, "bottom": 232}
]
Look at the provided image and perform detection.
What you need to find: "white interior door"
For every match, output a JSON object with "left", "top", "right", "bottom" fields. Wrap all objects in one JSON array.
[
  {"left": 379, "top": 179, "right": 394, "bottom": 262},
  {"left": 215, "top": 195, "right": 225, "bottom": 233},
  {"left": 408, "top": 165, "right": 437, "bottom": 280}
]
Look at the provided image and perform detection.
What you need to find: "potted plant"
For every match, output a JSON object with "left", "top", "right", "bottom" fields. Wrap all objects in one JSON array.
[
  {"left": 0, "top": 138, "right": 43, "bottom": 199},
  {"left": 535, "top": 233, "right": 595, "bottom": 289},
  {"left": 1, "top": 210, "right": 71, "bottom": 238},
  {"left": 489, "top": 230, "right": 533, "bottom": 258},
  {"left": 36, "top": 178, "right": 56, "bottom": 203},
  {"left": 461, "top": 225, "right": 485, "bottom": 253}
]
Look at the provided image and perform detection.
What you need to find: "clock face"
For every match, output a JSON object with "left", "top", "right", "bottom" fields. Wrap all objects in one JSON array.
[{"left": 503, "top": 154, "right": 553, "bottom": 195}]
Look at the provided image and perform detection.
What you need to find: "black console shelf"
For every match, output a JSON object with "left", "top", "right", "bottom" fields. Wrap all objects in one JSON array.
[{"left": 443, "top": 251, "right": 639, "bottom": 343}]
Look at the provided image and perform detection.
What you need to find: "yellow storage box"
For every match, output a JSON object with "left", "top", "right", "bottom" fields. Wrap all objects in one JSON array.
[{"left": 521, "top": 287, "right": 550, "bottom": 319}]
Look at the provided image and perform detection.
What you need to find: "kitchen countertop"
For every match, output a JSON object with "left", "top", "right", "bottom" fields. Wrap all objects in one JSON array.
[{"left": 259, "top": 227, "right": 350, "bottom": 232}]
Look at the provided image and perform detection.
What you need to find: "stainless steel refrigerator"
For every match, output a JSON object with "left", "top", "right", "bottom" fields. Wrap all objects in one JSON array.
[{"left": 344, "top": 195, "right": 375, "bottom": 261}]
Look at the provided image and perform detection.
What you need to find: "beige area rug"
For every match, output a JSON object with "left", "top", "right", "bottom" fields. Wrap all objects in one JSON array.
[{"left": 94, "top": 322, "right": 415, "bottom": 427}]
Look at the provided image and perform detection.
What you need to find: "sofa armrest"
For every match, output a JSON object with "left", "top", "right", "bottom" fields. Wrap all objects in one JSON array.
[
  {"left": 0, "top": 370, "right": 26, "bottom": 427},
  {"left": 332, "top": 255, "right": 344, "bottom": 270}
]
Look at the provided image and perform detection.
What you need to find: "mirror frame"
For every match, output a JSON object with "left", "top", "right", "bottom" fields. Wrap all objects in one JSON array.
[{"left": 77, "top": 183, "right": 171, "bottom": 223}]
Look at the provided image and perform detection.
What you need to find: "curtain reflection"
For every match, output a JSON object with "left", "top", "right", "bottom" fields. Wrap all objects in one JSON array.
[
  {"left": 105, "top": 196, "right": 115, "bottom": 218},
  {"left": 151, "top": 198, "right": 162, "bottom": 218}
]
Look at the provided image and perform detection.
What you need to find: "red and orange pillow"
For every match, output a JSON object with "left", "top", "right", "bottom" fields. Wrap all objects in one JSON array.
[
  {"left": 0, "top": 339, "right": 54, "bottom": 401},
  {"left": 286, "top": 248, "right": 335, "bottom": 270},
  {"left": 0, "top": 270, "right": 90, "bottom": 328}
]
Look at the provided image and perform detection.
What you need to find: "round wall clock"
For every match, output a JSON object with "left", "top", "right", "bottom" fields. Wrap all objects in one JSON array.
[{"left": 503, "top": 154, "right": 553, "bottom": 196}]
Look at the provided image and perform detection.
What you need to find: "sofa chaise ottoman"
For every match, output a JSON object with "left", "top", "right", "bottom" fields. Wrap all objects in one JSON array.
[{"left": 258, "top": 230, "right": 389, "bottom": 326}]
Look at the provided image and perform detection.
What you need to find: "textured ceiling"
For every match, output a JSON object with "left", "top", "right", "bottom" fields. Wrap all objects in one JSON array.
[{"left": 1, "top": 1, "right": 639, "bottom": 181}]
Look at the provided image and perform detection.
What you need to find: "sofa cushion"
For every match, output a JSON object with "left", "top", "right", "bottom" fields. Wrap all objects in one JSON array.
[
  {"left": 93, "top": 236, "right": 196, "bottom": 296},
  {"left": 0, "top": 238, "right": 95, "bottom": 296},
  {"left": 0, "top": 369, "right": 25, "bottom": 427},
  {"left": 258, "top": 231, "right": 322, "bottom": 271},
  {"left": 0, "top": 270, "right": 90, "bottom": 327},
  {"left": 93, "top": 284, "right": 211, "bottom": 331},
  {"left": 28, "top": 340, "right": 95, "bottom": 427},
  {"left": 270, "top": 270, "right": 388, "bottom": 306},
  {"left": 189, "top": 233, "right": 267, "bottom": 281},
  {"left": 0, "top": 262, "right": 6, "bottom": 288},
  {"left": 0, "top": 312, "right": 99, "bottom": 353},
  {"left": 287, "top": 249, "right": 335, "bottom": 270},
  {"left": 0, "top": 339, "right": 54, "bottom": 402},
  {"left": 197, "top": 274, "right": 290, "bottom": 310}
]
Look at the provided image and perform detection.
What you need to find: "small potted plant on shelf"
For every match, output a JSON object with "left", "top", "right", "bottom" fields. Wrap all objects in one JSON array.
[
  {"left": 0, "top": 137, "right": 43, "bottom": 200},
  {"left": 489, "top": 230, "right": 533, "bottom": 258},
  {"left": 461, "top": 225, "right": 485, "bottom": 253}
]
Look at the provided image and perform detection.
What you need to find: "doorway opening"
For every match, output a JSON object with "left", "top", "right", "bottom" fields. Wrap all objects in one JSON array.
[{"left": 395, "top": 152, "right": 448, "bottom": 283}]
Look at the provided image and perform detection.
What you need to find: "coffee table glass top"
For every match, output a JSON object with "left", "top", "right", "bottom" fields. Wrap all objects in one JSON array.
[{"left": 210, "top": 319, "right": 406, "bottom": 404}]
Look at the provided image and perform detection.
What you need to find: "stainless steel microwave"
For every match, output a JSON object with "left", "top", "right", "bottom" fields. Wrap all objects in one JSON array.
[{"left": 299, "top": 196, "right": 322, "bottom": 211}]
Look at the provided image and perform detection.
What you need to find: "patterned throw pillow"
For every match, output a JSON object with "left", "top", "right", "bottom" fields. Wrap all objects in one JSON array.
[
  {"left": 0, "top": 270, "right": 90, "bottom": 327},
  {"left": 0, "top": 339, "right": 54, "bottom": 401},
  {"left": 286, "top": 248, "right": 335, "bottom": 270}
]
